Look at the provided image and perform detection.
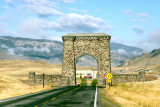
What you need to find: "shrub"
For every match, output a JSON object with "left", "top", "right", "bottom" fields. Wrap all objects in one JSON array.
[
  {"left": 91, "top": 79, "right": 98, "bottom": 86},
  {"left": 80, "top": 78, "right": 87, "bottom": 86}
]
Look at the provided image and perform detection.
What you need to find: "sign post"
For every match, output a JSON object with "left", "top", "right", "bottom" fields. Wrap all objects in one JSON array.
[
  {"left": 104, "top": 76, "right": 107, "bottom": 87},
  {"left": 106, "top": 73, "right": 113, "bottom": 89}
]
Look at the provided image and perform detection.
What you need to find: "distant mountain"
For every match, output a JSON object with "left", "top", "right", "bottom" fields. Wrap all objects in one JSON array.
[
  {"left": 110, "top": 42, "right": 143, "bottom": 66},
  {"left": 120, "top": 48, "right": 160, "bottom": 68},
  {"left": 0, "top": 48, "right": 20, "bottom": 60},
  {"left": 0, "top": 36, "right": 63, "bottom": 64},
  {"left": 0, "top": 36, "right": 143, "bottom": 67}
]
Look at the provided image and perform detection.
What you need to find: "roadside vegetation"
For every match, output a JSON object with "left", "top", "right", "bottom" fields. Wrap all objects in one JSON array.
[
  {"left": 80, "top": 78, "right": 87, "bottom": 86},
  {"left": 91, "top": 79, "right": 98, "bottom": 86},
  {"left": 100, "top": 80, "right": 160, "bottom": 107}
]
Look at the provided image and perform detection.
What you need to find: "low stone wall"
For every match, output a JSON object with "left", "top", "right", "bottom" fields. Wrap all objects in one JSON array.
[
  {"left": 111, "top": 71, "right": 145, "bottom": 84},
  {"left": 28, "top": 72, "right": 65, "bottom": 86},
  {"left": 29, "top": 71, "right": 145, "bottom": 86}
]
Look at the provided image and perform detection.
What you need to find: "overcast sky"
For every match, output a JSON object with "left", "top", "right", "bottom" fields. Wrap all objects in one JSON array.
[{"left": 0, "top": 0, "right": 160, "bottom": 52}]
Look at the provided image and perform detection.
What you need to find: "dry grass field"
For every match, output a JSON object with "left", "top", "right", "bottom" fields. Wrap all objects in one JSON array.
[
  {"left": 1, "top": 59, "right": 159, "bottom": 107},
  {"left": 0, "top": 60, "right": 63, "bottom": 100},
  {"left": 0, "top": 60, "right": 96, "bottom": 100},
  {"left": 100, "top": 80, "right": 160, "bottom": 107}
]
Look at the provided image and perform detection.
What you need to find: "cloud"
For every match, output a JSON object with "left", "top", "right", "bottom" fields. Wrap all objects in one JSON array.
[
  {"left": 132, "top": 26, "right": 144, "bottom": 36},
  {"left": 111, "top": 50, "right": 117, "bottom": 53},
  {"left": 14, "top": 0, "right": 61, "bottom": 17},
  {"left": 68, "top": 8, "right": 88, "bottom": 13},
  {"left": 130, "top": 18, "right": 146, "bottom": 23},
  {"left": 8, "top": 48, "right": 15, "bottom": 55},
  {"left": 19, "top": 18, "right": 47, "bottom": 36},
  {"left": 124, "top": 9, "right": 133, "bottom": 16},
  {"left": 18, "top": 12, "right": 109, "bottom": 39},
  {"left": 139, "top": 19, "right": 146, "bottom": 23},
  {"left": 26, "top": 4, "right": 63, "bottom": 17},
  {"left": 18, "top": 0, "right": 58, "bottom": 7},
  {"left": 130, "top": 19, "right": 137, "bottom": 22},
  {"left": 106, "top": 25, "right": 114, "bottom": 30},
  {"left": 1, "top": 44, "right": 9, "bottom": 49},
  {"left": 95, "top": 9, "right": 99, "bottom": 12},
  {"left": 7, "top": 46, "right": 51, "bottom": 56},
  {"left": 0, "top": 27, "right": 14, "bottom": 36},
  {"left": 56, "top": 0, "right": 75, "bottom": 3},
  {"left": 5, "top": 0, "right": 15, "bottom": 5},
  {"left": 5, "top": 0, "right": 111, "bottom": 39},
  {"left": 62, "top": 0, "right": 75, "bottom": 3},
  {"left": 33, "top": 47, "right": 50, "bottom": 53},
  {"left": 117, "top": 49, "right": 128, "bottom": 55},
  {"left": 112, "top": 49, "right": 142, "bottom": 56},
  {"left": 68, "top": 8, "right": 78, "bottom": 12},
  {"left": 138, "top": 13, "right": 151, "bottom": 18},
  {"left": 18, "top": 17, "right": 62, "bottom": 39},
  {"left": 135, "top": 29, "right": 160, "bottom": 53},
  {"left": 147, "top": 29, "right": 160, "bottom": 45},
  {"left": 132, "top": 51, "right": 142, "bottom": 56},
  {"left": 80, "top": 10, "right": 88, "bottom": 13},
  {"left": 135, "top": 40, "right": 157, "bottom": 53},
  {"left": 56, "top": 13, "right": 105, "bottom": 32}
]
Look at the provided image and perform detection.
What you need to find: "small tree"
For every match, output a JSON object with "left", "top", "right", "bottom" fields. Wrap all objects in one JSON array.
[
  {"left": 80, "top": 78, "right": 87, "bottom": 86},
  {"left": 91, "top": 79, "right": 98, "bottom": 87}
]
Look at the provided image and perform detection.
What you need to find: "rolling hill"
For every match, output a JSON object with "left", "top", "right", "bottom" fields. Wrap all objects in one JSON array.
[
  {"left": 120, "top": 48, "right": 160, "bottom": 72},
  {"left": 0, "top": 35, "right": 143, "bottom": 67}
]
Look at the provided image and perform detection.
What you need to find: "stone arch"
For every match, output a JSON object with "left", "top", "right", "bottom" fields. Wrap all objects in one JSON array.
[
  {"left": 62, "top": 33, "right": 111, "bottom": 86},
  {"left": 75, "top": 52, "right": 99, "bottom": 64}
]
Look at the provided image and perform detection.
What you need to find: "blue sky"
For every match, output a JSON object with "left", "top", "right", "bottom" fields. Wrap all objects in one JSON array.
[{"left": 0, "top": 0, "right": 160, "bottom": 52}]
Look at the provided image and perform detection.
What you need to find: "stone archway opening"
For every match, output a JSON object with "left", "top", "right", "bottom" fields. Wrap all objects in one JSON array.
[{"left": 75, "top": 55, "right": 98, "bottom": 85}]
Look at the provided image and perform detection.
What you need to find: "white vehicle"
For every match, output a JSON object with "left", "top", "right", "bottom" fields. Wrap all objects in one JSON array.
[{"left": 77, "top": 82, "right": 80, "bottom": 86}]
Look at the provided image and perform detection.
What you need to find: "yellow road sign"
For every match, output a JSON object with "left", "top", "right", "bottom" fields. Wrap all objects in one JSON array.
[
  {"left": 108, "top": 79, "right": 111, "bottom": 83},
  {"left": 106, "top": 73, "right": 113, "bottom": 79}
]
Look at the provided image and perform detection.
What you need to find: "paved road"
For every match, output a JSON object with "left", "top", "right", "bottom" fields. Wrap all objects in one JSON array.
[
  {"left": 0, "top": 86, "right": 103, "bottom": 107},
  {"left": 0, "top": 86, "right": 77, "bottom": 107},
  {"left": 36, "top": 86, "right": 96, "bottom": 107}
]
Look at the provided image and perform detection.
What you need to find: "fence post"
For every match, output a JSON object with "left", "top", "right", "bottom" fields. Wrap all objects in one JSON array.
[{"left": 43, "top": 73, "right": 45, "bottom": 88}]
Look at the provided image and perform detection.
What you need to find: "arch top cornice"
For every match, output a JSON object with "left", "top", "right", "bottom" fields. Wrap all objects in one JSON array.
[{"left": 62, "top": 33, "right": 111, "bottom": 41}]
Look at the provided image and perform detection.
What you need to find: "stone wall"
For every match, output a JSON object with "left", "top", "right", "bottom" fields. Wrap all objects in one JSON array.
[
  {"left": 28, "top": 72, "right": 66, "bottom": 86},
  {"left": 28, "top": 71, "right": 146, "bottom": 86},
  {"left": 111, "top": 71, "right": 145, "bottom": 84}
]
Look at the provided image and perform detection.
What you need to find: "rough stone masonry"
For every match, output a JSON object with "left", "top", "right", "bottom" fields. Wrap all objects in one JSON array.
[
  {"left": 62, "top": 33, "right": 111, "bottom": 86},
  {"left": 28, "top": 33, "right": 145, "bottom": 86}
]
